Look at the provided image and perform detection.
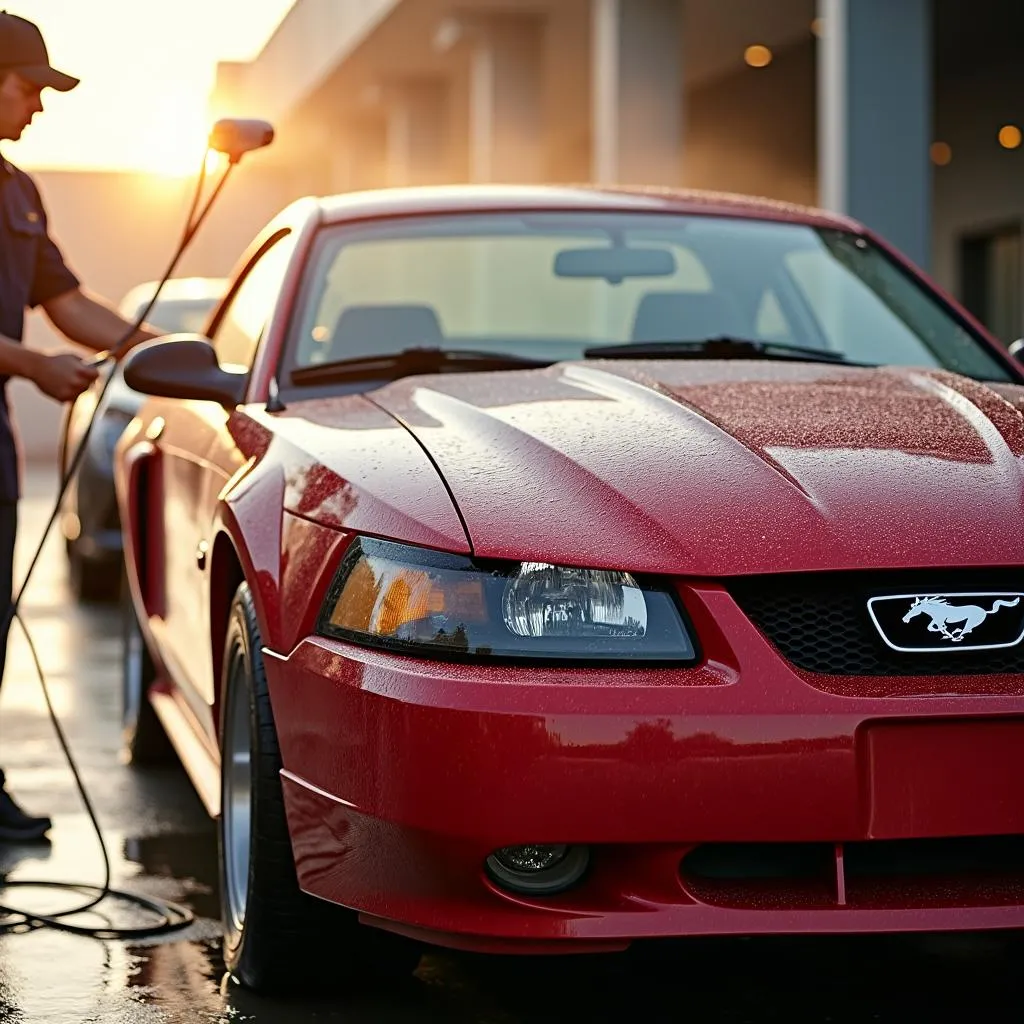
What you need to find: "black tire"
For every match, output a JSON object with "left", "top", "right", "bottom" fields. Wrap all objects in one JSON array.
[
  {"left": 218, "top": 582, "right": 421, "bottom": 994},
  {"left": 121, "top": 583, "right": 174, "bottom": 765},
  {"left": 68, "top": 540, "right": 123, "bottom": 603}
]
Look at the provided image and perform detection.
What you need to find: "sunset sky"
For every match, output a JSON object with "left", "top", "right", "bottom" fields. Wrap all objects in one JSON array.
[{"left": 5, "top": 0, "right": 295, "bottom": 174}]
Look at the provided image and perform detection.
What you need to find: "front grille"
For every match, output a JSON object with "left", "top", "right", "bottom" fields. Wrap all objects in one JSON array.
[
  {"left": 680, "top": 835, "right": 1024, "bottom": 911},
  {"left": 727, "top": 568, "right": 1024, "bottom": 676}
]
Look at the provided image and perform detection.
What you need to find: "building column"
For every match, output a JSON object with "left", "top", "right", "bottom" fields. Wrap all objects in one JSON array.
[
  {"left": 470, "top": 17, "right": 545, "bottom": 183},
  {"left": 435, "top": 14, "right": 546, "bottom": 183},
  {"left": 817, "top": 0, "right": 932, "bottom": 267},
  {"left": 591, "top": 0, "right": 683, "bottom": 186},
  {"left": 376, "top": 80, "right": 452, "bottom": 187}
]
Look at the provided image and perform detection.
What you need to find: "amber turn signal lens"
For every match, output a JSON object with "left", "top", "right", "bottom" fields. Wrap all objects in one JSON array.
[{"left": 331, "top": 562, "right": 484, "bottom": 637}]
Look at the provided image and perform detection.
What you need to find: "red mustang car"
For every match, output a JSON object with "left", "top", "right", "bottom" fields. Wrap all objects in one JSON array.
[{"left": 115, "top": 185, "right": 1024, "bottom": 993}]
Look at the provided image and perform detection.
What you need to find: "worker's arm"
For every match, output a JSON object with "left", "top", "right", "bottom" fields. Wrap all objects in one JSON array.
[
  {"left": 0, "top": 334, "right": 98, "bottom": 402},
  {"left": 41, "top": 287, "right": 161, "bottom": 358}
]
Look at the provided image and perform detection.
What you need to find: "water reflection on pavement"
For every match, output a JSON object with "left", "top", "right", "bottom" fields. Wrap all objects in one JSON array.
[{"left": 0, "top": 471, "right": 1018, "bottom": 1022}]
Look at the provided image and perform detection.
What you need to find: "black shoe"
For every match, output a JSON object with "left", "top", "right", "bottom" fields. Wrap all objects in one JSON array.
[{"left": 0, "top": 782, "right": 51, "bottom": 842}]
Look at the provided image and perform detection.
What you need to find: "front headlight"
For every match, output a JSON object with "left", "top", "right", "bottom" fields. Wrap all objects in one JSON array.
[{"left": 318, "top": 538, "right": 697, "bottom": 663}]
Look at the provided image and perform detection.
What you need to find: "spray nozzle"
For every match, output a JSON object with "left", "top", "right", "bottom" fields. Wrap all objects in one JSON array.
[{"left": 207, "top": 118, "right": 274, "bottom": 164}]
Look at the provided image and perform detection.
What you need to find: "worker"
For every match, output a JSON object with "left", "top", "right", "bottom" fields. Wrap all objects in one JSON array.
[{"left": 0, "top": 10, "right": 159, "bottom": 839}]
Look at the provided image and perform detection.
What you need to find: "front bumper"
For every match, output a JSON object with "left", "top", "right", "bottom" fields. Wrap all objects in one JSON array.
[{"left": 265, "top": 582, "right": 1024, "bottom": 952}]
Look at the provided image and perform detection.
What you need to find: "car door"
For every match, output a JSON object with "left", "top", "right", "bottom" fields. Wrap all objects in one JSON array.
[{"left": 153, "top": 231, "right": 297, "bottom": 742}]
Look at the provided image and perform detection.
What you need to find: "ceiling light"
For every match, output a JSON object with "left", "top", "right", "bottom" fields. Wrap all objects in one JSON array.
[
  {"left": 744, "top": 45, "right": 773, "bottom": 68},
  {"left": 998, "top": 125, "right": 1022, "bottom": 149}
]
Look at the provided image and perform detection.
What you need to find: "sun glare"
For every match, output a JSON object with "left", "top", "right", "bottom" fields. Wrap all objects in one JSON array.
[{"left": 136, "top": 95, "right": 221, "bottom": 178}]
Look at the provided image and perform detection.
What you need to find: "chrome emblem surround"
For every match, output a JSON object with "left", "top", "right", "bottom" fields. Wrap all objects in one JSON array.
[{"left": 866, "top": 592, "right": 1024, "bottom": 652}]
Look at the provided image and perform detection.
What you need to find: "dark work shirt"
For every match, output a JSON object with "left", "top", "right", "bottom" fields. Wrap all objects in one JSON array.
[{"left": 0, "top": 156, "right": 80, "bottom": 501}]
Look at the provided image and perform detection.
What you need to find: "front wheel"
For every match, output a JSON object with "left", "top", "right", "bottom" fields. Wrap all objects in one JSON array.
[{"left": 218, "top": 581, "right": 420, "bottom": 994}]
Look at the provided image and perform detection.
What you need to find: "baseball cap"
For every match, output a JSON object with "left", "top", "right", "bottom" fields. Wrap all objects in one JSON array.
[{"left": 0, "top": 11, "right": 78, "bottom": 92}]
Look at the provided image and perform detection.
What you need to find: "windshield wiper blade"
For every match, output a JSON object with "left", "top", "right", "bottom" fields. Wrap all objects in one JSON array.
[
  {"left": 584, "top": 337, "right": 868, "bottom": 366},
  {"left": 290, "top": 346, "right": 552, "bottom": 386}
]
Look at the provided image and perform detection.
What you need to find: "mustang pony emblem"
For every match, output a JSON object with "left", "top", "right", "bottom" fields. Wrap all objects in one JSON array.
[{"left": 902, "top": 595, "right": 1021, "bottom": 643}]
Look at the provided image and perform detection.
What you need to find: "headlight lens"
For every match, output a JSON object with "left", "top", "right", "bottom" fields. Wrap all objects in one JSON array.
[
  {"left": 319, "top": 538, "right": 696, "bottom": 663},
  {"left": 503, "top": 563, "right": 649, "bottom": 638}
]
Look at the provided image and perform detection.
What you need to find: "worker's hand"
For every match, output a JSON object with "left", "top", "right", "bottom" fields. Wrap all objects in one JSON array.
[{"left": 31, "top": 353, "right": 100, "bottom": 402}]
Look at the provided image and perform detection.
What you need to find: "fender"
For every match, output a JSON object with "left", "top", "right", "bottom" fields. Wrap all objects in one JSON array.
[
  {"left": 207, "top": 454, "right": 352, "bottom": 739},
  {"left": 116, "top": 432, "right": 166, "bottom": 622},
  {"left": 207, "top": 453, "right": 285, "bottom": 731}
]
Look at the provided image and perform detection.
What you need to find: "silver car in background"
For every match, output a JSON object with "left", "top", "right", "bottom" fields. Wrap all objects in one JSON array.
[{"left": 59, "top": 277, "right": 227, "bottom": 602}]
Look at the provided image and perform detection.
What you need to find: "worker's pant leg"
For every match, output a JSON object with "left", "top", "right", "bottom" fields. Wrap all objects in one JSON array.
[{"left": 0, "top": 502, "right": 18, "bottom": 692}]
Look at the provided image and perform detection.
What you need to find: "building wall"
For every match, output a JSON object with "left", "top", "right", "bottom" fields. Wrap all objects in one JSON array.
[
  {"left": 221, "top": 0, "right": 402, "bottom": 128},
  {"left": 11, "top": 165, "right": 291, "bottom": 463},
  {"left": 931, "top": 56, "right": 1024, "bottom": 336},
  {"left": 686, "top": 39, "right": 816, "bottom": 205}
]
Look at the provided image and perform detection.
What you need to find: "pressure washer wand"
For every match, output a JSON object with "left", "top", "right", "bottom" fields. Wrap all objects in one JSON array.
[{"left": 0, "top": 118, "right": 274, "bottom": 940}]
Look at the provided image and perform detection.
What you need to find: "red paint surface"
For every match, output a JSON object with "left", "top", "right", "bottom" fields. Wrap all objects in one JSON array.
[
  {"left": 264, "top": 580, "right": 1024, "bottom": 947},
  {"left": 115, "top": 185, "right": 1024, "bottom": 953},
  {"left": 279, "top": 776, "right": 1024, "bottom": 948},
  {"left": 366, "top": 360, "right": 1024, "bottom": 573},
  {"left": 862, "top": 719, "right": 1024, "bottom": 838}
]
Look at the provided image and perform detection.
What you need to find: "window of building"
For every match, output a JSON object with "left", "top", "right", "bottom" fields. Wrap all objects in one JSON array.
[{"left": 960, "top": 223, "right": 1023, "bottom": 345}]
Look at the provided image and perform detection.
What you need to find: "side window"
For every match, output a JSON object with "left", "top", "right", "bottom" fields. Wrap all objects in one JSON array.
[{"left": 211, "top": 231, "right": 296, "bottom": 370}]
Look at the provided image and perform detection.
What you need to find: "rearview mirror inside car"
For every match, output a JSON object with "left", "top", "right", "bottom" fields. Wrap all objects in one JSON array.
[
  {"left": 121, "top": 335, "right": 247, "bottom": 408},
  {"left": 553, "top": 246, "right": 677, "bottom": 283}
]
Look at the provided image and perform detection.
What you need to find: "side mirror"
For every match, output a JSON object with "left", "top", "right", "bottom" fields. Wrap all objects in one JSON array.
[
  {"left": 1009, "top": 338, "right": 1024, "bottom": 363},
  {"left": 122, "top": 335, "right": 247, "bottom": 408}
]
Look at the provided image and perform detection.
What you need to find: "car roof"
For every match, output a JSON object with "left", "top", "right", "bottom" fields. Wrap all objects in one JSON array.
[
  {"left": 119, "top": 276, "right": 228, "bottom": 308},
  {"left": 315, "top": 184, "right": 864, "bottom": 233}
]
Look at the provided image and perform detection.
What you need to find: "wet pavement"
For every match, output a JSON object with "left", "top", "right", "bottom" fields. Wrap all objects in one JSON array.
[{"left": 0, "top": 469, "right": 1020, "bottom": 1021}]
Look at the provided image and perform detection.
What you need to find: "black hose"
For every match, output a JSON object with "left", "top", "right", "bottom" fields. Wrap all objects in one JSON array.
[{"left": 0, "top": 150, "right": 236, "bottom": 939}]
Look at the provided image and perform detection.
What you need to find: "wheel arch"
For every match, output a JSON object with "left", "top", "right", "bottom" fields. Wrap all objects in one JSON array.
[
  {"left": 209, "top": 527, "right": 248, "bottom": 733},
  {"left": 117, "top": 438, "right": 163, "bottom": 620}
]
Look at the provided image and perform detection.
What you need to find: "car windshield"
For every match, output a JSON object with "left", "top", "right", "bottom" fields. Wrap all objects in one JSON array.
[{"left": 286, "top": 211, "right": 1012, "bottom": 384}]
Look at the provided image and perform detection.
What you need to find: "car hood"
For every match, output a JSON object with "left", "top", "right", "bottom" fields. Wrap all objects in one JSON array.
[{"left": 358, "top": 360, "right": 1024, "bottom": 576}]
